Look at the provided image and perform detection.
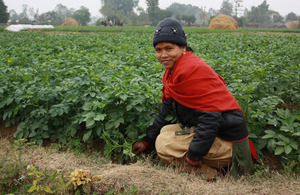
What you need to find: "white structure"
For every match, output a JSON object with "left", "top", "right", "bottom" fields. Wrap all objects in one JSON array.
[{"left": 5, "top": 24, "right": 54, "bottom": 32}]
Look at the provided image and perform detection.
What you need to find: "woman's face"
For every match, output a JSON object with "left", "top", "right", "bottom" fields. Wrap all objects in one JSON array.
[{"left": 155, "top": 42, "right": 186, "bottom": 69}]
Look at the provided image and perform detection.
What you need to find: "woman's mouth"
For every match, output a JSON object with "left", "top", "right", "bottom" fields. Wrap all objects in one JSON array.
[{"left": 161, "top": 60, "right": 170, "bottom": 65}]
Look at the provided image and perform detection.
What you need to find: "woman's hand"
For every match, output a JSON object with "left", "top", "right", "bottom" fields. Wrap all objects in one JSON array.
[
  {"left": 132, "top": 141, "right": 148, "bottom": 155},
  {"left": 186, "top": 155, "right": 202, "bottom": 167}
]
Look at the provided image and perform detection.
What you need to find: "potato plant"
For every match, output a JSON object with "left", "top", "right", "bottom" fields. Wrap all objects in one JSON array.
[{"left": 0, "top": 30, "right": 299, "bottom": 164}]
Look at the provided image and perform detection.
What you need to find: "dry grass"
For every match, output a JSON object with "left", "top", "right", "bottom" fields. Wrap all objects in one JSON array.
[
  {"left": 61, "top": 18, "right": 79, "bottom": 26},
  {"left": 208, "top": 14, "right": 238, "bottom": 30},
  {"left": 288, "top": 21, "right": 300, "bottom": 29},
  {"left": 1, "top": 138, "right": 299, "bottom": 194}
]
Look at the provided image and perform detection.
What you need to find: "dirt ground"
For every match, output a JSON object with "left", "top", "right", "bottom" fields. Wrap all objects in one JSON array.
[{"left": 1, "top": 119, "right": 299, "bottom": 194}]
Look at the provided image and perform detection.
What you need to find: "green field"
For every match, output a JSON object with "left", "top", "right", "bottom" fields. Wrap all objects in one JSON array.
[{"left": 0, "top": 27, "right": 299, "bottom": 165}]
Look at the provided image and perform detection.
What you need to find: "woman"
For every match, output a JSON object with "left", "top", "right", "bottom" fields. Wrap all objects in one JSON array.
[{"left": 132, "top": 18, "right": 256, "bottom": 180}]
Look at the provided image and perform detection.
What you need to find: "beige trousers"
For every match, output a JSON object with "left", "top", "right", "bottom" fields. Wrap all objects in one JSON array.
[{"left": 155, "top": 124, "right": 233, "bottom": 168}]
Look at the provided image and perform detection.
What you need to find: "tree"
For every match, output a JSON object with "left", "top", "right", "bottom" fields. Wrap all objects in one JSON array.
[
  {"left": 246, "top": 0, "right": 270, "bottom": 26},
  {"left": 9, "top": 9, "right": 18, "bottom": 24},
  {"left": 146, "top": 0, "right": 160, "bottom": 26},
  {"left": 181, "top": 14, "right": 196, "bottom": 26},
  {"left": 285, "top": 12, "right": 298, "bottom": 22},
  {"left": 269, "top": 11, "right": 283, "bottom": 23},
  {"left": 28, "top": 7, "right": 39, "bottom": 21},
  {"left": 54, "top": 4, "right": 74, "bottom": 20},
  {"left": 72, "top": 6, "right": 91, "bottom": 26},
  {"left": 166, "top": 3, "right": 201, "bottom": 19},
  {"left": 199, "top": 7, "right": 208, "bottom": 26},
  {"left": 208, "top": 8, "right": 218, "bottom": 18},
  {"left": 0, "top": 0, "right": 9, "bottom": 24},
  {"left": 232, "top": 0, "right": 243, "bottom": 17},
  {"left": 18, "top": 4, "right": 31, "bottom": 24},
  {"left": 45, "top": 11, "right": 63, "bottom": 25},
  {"left": 100, "top": 0, "right": 138, "bottom": 18},
  {"left": 130, "top": 7, "right": 150, "bottom": 25},
  {"left": 219, "top": 0, "right": 233, "bottom": 16},
  {"left": 36, "top": 13, "right": 50, "bottom": 24},
  {"left": 100, "top": 3, "right": 116, "bottom": 20}
]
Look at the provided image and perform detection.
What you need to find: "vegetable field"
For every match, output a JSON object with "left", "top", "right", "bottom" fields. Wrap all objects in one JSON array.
[{"left": 0, "top": 28, "right": 299, "bottom": 165}]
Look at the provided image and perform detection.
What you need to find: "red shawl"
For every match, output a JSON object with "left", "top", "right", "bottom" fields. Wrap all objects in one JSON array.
[{"left": 162, "top": 51, "right": 241, "bottom": 112}]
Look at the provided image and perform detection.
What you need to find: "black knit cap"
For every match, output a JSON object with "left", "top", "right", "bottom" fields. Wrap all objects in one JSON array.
[{"left": 153, "top": 18, "right": 187, "bottom": 47}]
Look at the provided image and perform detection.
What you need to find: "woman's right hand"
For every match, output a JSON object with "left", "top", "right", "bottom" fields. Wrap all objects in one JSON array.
[{"left": 132, "top": 141, "right": 148, "bottom": 155}]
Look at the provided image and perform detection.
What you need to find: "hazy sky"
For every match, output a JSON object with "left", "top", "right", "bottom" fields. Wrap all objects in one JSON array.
[{"left": 3, "top": 0, "right": 300, "bottom": 17}]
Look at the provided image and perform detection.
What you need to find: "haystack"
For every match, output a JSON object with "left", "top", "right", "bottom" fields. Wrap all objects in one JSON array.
[
  {"left": 208, "top": 14, "right": 238, "bottom": 30},
  {"left": 61, "top": 18, "right": 79, "bottom": 26},
  {"left": 288, "top": 21, "right": 300, "bottom": 29}
]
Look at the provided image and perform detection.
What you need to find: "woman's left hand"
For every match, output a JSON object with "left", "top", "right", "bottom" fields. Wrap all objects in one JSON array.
[
  {"left": 132, "top": 141, "right": 148, "bottom": 155},
  {"left": 186, "top": 155, "right": 202, "bottom": 167}
]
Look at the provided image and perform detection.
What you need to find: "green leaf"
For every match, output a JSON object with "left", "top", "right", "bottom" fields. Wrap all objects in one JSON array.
[
  {"left": 0, "top": 101, "right": 5, "bottom": 109},
  {"left": 105, "top": 189, "right": 115, "bottom": 195},
  {"left": 135, "top": 106, "right": 144, "bottom": 112},
  {"left": 83, "top": 130, "right": 92, "bottom": 142},
  {"left": 29, "top": 131, "right": 37, "bottom": 138},
  {"left": 31, "top": 121, "right": 40, "bottom": 131},
  {"left": 276, "top": 109, "right": 284, "bottom": 118},
  {"left": 292, "top": 132, "right": 300, "bottom": 136},
  {"left": 83, "top": 103, "right": 91, "bottom": 111},
  {"left": 290, "top": 141, "right": 299, "bottom": 150},
  {"left": 276, "top": 141, "right": 286, "bottom": 146},
  {"left": 6, "top": 97, "right": 14, "bottom": 105},
  {"left": 71, "top": 128, "right": 77, "bottom": 137},
  {"left": 27, "top": 185, "right": 36, "bottom": 193},
  {"left": 284, "top": 145, "right": 292, "bottom": 155},
  {"left": 59, "top": 177, "right": 64, "bottom": 185},
  {"left": 284, "top": 109, "right": 291, "bottom": 118},
  {"left": 113, "top": 118, "right": 124, "bottom": 128},
  {"left": 45, "top": 186, "right": 55, "bottom": 194},
  {"left": 126, "top": 104, "right": 133, "bottom": 111},
  {"left": 274, "top": 146, "right": 284, "bottom": 155},
  {"left": 96, "top": 127, "right": 102, "bottom": 136},
  {"left": 262, "top": 134, "right": 274, "bottom": 139},
  {"left": 86, "top": 118, "right": 95, "bottom": 128},
  {"left": 127, "top": 130, "right": 138, "bottom": 140},
  {"left": 264, "top": 130, "right": 276, "bottom": 136},
  {"left": 267, "top": 139, "right": 276, "bottom": 152},
  {"left": 51, "top": 171, "right": 58, "bottom": 180},
  {"left": 120, "top": 94, "right": 128, "bottom": 101},
  {"left": 42, "top": 125, "right": 48, "bottom": 131},
  {"left": 105, "top": 122, "right": 114, "bottom": 130},
  {"left": 42, "top": 132, "right": 49, "bottom": 138},
  {"left": 248, "top": 132, "right": 257, "bottom": 138},
  {"left": 94, "top": 113, "right": 106, "bottom": 121},
  {"left": 280, "top": 125, "right": 291, "bottom": 132},
  {"left": 83, "top": 112, "right": 95, "bottom": 120},
  {"left": 278, "top": 134, "right": 290, "bottom": 143}
]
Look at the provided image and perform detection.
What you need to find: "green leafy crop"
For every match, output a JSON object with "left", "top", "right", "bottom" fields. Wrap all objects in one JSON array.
[{"left": 0, "top": 30, "right": 299, "bottom": 164}]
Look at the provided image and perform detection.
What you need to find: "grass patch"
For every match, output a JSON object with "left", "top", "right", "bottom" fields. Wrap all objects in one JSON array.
[{"left": 0, "top": 138, "right": 299, "bottom": 194}]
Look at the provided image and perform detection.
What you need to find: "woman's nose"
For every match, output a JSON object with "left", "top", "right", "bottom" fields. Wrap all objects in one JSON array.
[{"left": 161, "top": 50, "right": 168, "bottom": 57}]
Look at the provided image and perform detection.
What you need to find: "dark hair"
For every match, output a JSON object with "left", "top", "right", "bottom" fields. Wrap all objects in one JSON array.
[{"left": 186, "top": 46, "right": 193, "bottom": 52}]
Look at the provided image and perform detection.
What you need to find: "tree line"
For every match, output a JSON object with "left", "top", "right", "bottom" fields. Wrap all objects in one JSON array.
[{"left": 0, "top": 0, "right": 299, "bottom": 28}]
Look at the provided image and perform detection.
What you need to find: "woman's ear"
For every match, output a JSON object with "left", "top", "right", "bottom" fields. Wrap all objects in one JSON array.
[{"left": 182, "top": 46, "right": 187, "bottom": 54}]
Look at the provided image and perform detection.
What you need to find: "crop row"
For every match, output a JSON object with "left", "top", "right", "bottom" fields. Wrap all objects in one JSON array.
[{"left": 0, "top": 31, "right": 299, "bottom": 163}]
